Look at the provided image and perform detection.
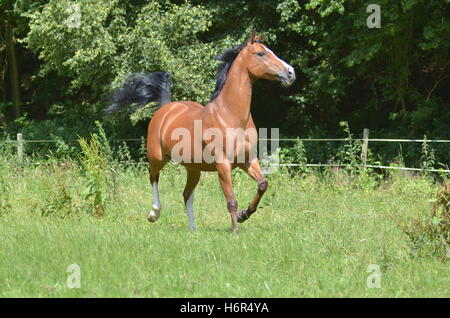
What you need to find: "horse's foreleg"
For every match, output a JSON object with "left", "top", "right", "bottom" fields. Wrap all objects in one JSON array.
[
  {"left": 237, "top": 160, "right": 268, "bottom": 223},
  {"left": 183, "top": 169, "right": 201, "bottom": 231},
  {"left": 216, "top": 163, "right": 239, "bottom": 233}
]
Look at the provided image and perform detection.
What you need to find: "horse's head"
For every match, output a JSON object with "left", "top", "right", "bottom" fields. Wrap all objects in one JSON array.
[{"left": 241, "top": 32, "right": 296, "bottom": 87}]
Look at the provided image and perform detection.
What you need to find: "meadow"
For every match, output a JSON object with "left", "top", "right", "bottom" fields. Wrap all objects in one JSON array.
[
  {"left": 0, "top": 154, "right": 448, "bottom": 298},
  {"left": 2, "top": 0, "right": 449, "bottom": 300}
]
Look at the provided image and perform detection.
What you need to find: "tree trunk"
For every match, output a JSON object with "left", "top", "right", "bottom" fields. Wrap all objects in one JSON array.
[{"left": 5, "top": 20, "right": 21, "bottom": 118}]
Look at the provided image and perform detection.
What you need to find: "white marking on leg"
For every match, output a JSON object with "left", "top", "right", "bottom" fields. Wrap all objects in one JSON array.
[
  {"left": 186, "top": 191, "right": 196, "bottom": 231},
  {"left": 152, "top": 181, "right": 161, "bottom": 209},
  {"left": 148, "top": 181, "right": 161, "bottom": 222}
]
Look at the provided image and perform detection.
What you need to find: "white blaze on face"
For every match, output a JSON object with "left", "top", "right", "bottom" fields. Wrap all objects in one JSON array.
[{"left": 263, "top": 45, "right": 292, "bottom": 70}]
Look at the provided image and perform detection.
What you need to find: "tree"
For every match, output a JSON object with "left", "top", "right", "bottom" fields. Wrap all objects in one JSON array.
[
  {"left": 1, "top": 0, "right": 22, "bottom": 118},
  {"left": 2, "top": 0, "right": 449, "bottom": 165}
]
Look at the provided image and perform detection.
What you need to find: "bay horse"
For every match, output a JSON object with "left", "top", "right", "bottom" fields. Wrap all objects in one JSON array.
[{"left": 105, "top": 32, "right": 295, "bottom": 232}]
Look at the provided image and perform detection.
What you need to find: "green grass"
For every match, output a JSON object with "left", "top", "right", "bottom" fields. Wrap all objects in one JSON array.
[{"left": 0, "top": 161, "right": 448, "bottom": 297}]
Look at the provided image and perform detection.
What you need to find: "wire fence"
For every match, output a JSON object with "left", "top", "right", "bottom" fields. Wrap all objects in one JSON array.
[
  {"left": 2, "top": 138, "right": 449, "bottom": 143},
  {"left": 282, "top": 163, "right": 450, "bottom": 173},
  {"left": 2, "top": 131, "right": 450, "bottom": 173}
]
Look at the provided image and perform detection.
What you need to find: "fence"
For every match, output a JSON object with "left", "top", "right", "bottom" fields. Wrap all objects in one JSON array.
[{"left": 2, "top": 129, "right": 450, "bottom": 173}]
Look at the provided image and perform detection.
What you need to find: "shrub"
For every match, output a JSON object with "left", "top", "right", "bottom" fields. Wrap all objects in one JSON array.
[
  {"left": 78, "top": 131, "right": 112, "bottom": 218},
  {"left": 336, "top": 121, "right": 362, "bottom": 175},
  {"left": 279, "top": 138, "right": 310, "bottom": 176},
  {"left": 420, "top": 135, "right": 436, "bottom": 173},
  {"left": 40, "top": 179, "right": 80, "bottom": 218},
  {"left": 401, "top": 181, "right": 450, "bottom": 259}
]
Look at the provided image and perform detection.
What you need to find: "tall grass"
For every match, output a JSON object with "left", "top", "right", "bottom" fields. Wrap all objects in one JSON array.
[
  {"left": 0, "top": 152, "right": 448, "bottom": 297},
  {"left": 0, "top": 123, "right": 448, "bottom": 297}
]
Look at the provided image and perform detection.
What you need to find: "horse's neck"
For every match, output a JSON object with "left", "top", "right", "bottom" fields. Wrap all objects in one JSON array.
[{"left": 212, "top": 58, "right": 253, "bottom": 127}]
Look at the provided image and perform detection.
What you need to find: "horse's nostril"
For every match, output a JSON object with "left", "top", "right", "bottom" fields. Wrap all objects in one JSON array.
[
  {"left": 287, "top": 68, "right": 295, "bottom": 81},
  {"left": 287, "top": 68, "right": 295, "bottom": 79}
]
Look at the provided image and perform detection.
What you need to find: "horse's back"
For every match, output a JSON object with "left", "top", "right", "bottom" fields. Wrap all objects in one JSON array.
[{"left": 150, "top": 101, "right": 205, "bottom": 134}]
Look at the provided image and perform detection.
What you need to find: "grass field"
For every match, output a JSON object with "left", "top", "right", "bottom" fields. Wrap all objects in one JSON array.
[{"left": 0, "top": 160, "right": 449, "bottom": 298}]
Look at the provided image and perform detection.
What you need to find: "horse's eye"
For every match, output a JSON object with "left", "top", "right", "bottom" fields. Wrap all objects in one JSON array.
[{"left": 257, "top": 51, "right": 266, "bottom": 57}]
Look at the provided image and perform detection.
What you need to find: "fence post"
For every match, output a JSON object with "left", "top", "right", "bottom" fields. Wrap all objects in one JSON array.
[
  {"left": 17, "top": 133, "right": 23, "bottom": 163},
  {"left": 361, "top": 128, "right": 369, "bottom": 166}
]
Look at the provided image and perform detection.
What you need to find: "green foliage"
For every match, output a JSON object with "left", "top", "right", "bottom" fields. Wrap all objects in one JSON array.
[
  {"left": 93, "top": 120, "right": 113, "bottom": 164},
  {"left": 78, "top": 132, "right": 111, "bottom": 218},
  {"left": 137, "top": 136, "right": 147, "bottom": 163},
  {"left": 402, "top": 215, "right": 449, "bottom": 259},
  {"left": 0, "top": 159, "right": 12, "bottom": 217},
  {"left": 51, "top": 138, "right": 79, "bottom": 160},
  {"left": 118, "top": 1, "right": 216, "bottom": 105},
  {"left": 332, "top": 121, "right": 383, "bottom": 187},
  {"left": 40, "top": 176, "right": 81, "bottom": 218},
  {"left": 382, "top": 173, "right": 448, "bottom": 258},
  {"left": 336, "top": 121, "right": 363, "bottom": 175},
  {"left": 0, "top": 197, "right": 11, "bottom": 217},
  {"left": 0, "top": 0, "right": 449, "bottom": 168},
  {"left": 23, "top": 0, "right": 124, "bottom": 91},
  {"left": 22, "top": 0, "right": 217, "bottom": 109},
  {"left": 0, "top": 137, "right": 16, "bottom": 159},
  {"left": 129, "top": 104, "right": 158, "bottom": 125},
  {"left": 401, "top": 188, "right": 449, "bottom": 259},
  {"left": 420, "top": 135, "right": 436, "bottom": 171},
  {"left": 4, "top": 107, "right": 98, "bottom": 159},
  {"left": 276, "top": 0, "right": 449, "bottom": 144},
  {"left": 117, "top": 141, "right": 132, "bottom": 163},
  {"left": 279, "top": 138, "right": 310, "bottom": 175}
]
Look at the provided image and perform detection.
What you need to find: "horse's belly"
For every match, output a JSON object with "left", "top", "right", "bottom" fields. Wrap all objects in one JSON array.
[
  {"left": 179, "top": 162, "right": 241, "bottom": 172},
  {"left": 179, "top": 162, "right": 218, "bottom": 172}
]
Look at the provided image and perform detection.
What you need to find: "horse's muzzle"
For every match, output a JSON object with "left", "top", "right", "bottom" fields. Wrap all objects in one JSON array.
[{"left": 279, "top": 66, "right": 296, "bottom": 87}]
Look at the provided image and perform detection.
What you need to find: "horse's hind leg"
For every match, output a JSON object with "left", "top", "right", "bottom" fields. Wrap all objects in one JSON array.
[
  {"left": 183, "top": 168, "right": 201, "bottom": 231},
  {"left": 147, "top": 159, "right": 166, "bottom": 222},
  {"left": 237, "top": 160, "right": 268, "bottom": 223}
]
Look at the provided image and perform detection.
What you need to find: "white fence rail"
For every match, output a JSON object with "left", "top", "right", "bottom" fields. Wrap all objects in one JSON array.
[{"left": 2, "top": 130, "right": 450, "bottom": 173}]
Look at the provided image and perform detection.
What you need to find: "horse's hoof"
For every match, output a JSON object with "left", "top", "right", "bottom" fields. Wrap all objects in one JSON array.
[
  {"left": 147, "top": 204, "right": 160, "bottom": 222},
  {"left": 237, "top": 209, "right": 250, "bottom": 223}
]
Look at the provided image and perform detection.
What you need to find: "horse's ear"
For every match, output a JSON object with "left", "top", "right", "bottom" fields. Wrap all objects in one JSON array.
[
  {"left": 248, "top": 29, "right": 257, "bottom": 44},
  {"left": 255, "top": 32, "right": 263, "bottom": 43}
]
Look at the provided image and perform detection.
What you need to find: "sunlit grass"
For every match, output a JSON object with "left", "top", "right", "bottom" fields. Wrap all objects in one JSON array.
[{"left": 0, "top": 162, "right": 448, "bottom": 297}]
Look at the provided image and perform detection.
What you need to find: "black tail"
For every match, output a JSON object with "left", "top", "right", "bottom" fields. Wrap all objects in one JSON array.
[{"left": 104, "top": 71, "right": 172, "bottom": 113}]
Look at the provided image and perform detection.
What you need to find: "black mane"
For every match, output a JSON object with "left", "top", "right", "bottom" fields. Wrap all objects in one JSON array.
[{"left": 210, "top": 40, "right": 248, "bottom": 101}]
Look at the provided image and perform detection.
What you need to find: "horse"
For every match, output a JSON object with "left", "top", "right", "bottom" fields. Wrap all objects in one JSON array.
[{"left": 105, "top": 32, "right": 295, "bottom": 232}]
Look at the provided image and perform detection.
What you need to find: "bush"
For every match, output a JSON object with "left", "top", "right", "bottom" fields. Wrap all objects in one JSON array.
[
  {"left": 78, "top": 130, "right": 112, "bottom": 218},
  {"left": 401, "top": 181, "right": 450, "bottom": 259},
  {"left": 279, "top": 138, "right": 310, "bottom": 176},
  {"left": 40, "top": 176, "right": 81, "bottom": 218}
]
